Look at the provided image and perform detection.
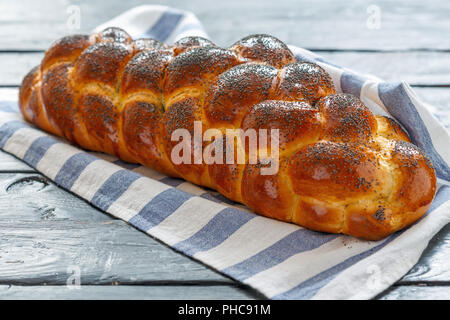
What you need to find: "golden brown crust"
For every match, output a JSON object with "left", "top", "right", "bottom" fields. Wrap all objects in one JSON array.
[
  {"left": 317, "top": 93, "right": 377, "bottom": 142},
  {"left": 389, "top": 140, "right": 437, "bottom": 211},
  {"left": 242, "top": 158, "right": 296, "bottom": 222},
  {"left": 241, "top": 100, "right": 322, "bottom": 155},
  {"left": 375, "top": 115, "right": 410, "bottom": 142},
  {"left": 161, "top": 97, "right": 210, "bottom": 185},
  {"left": 19, "top": 66, "right": 39, "bottom": 123},
  {"left": 41, "top": 63, "right": 78, "bottom": 140},
  {"left": 18, "top": 27, "right": 437, "bottom": 240},
  {"left": 122, "top": 101, "right": 177, "bottom": 175},
  {"left": 78, "top": 94, "right": 119, "bottom": 154},
  {"left": 275, "top": 62, "right": 335, "bottom": 104},
  {"left": 164, "top": 46, "right": 240, "bottom": 101},
  {"left": 288, "top": 142, "right": 384, "bottom": 200},
  {"left": 204, "top": 63, "right": 278, "bottom": 127},
  {"left": 120, "top": 49, "right": 174, "bottom": 95},
  {"left": 294, "top": 199, "right": 344, "bottom": 235},
  {"left": 41, "top": 34, "right": 94, "bottom": 71},
  {"left": 73, "top": 42, "right": 135, "bottom": 88},
  {"left": 229, "top": 34, "right": 296, "bottom": 68},
  {"left": 207, "top": 135, "right": 245, "bottom": 202},
  {"left": 173, "top": 36, "right": 216, "bottom": 55}
]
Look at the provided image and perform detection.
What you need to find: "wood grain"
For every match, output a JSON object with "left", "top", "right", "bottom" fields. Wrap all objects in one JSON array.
[
  {"left": 397, "top": 223, "right": 450, "bottom": 284},
  {"left": 0, "top": 151, "right": 34, "bottom": 172},
  {"left": 0, "top": 172, "right": 236, "bottom": 286},
  {"left": 0, "top": 52, "right": 43, "bottom": 87},
  {"left": 0, "top": 284, "right": 258, "bottom": 300},
  {"left": 0, "top": 173, "right": 113, "bottom": 221},
  {"left": 318, "top": 51, "right": 450, "bottom": 86},
  {"left": 413, "top": 88, "right": 450, "bottom": 130},
  {"left": 0, "top": 218, "right": 233, "bottom": 285},
  {"left": 0, "top": 0, "right": 448, "bottom": 51},
  {"left": 377, "top": 285, "right": 450, "bottom": 300}
]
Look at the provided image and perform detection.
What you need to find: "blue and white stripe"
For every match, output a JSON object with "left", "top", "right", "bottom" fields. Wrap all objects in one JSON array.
[{"left": 1, "top": 5, "right": 450, "bottom": 299}]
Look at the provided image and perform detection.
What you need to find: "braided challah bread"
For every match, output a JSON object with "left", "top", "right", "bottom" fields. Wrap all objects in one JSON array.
[{"left": 19, "top": 27, "right": 437, "bottom": 240}]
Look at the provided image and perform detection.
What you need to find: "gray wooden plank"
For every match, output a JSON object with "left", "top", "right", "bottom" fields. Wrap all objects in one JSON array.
[
  {"left": 0, "top": 87, "right": 18, "bottom": 100},
  {"left": 0, "top": 284, "right": 258, "bottom": 300},
  {"left": 0, "top": 173, "right": 114, "bottom": 221},
  {"left": 0, "top": 219, "right": 233, "bottom": 285},
  {"left": 1, "top": 51, "right": 450, "bottom": 87},
  {"left": 398, "top": 223, "right": 450, "bottom": 284},
  {"left": 5, "top": 284, "right": 450, "bottom": 300},
  {"left": 1, "top": 0, "right": 449, "bottom": 51},
  {"left": 0, "top": 172, "right": 235, "bottom": 286},
  {"left": 0, "top": 52, "right": 43, "bottom": 87},
  {"left": 377, "top": 285, "right": 450, "bottom": 300},
  {"left": 318, "top": 51, "right": 450, "bottom": 86},
  {"left": 0, "top": 151, "right": 35, "bottom": 172},
  {"left": 413, "top": 87, "right": 450, "bottom": 130}
]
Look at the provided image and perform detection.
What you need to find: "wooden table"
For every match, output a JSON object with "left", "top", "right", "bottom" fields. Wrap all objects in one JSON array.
[{"left": 1, "top": 0, "right": 449, "bottom": 300}]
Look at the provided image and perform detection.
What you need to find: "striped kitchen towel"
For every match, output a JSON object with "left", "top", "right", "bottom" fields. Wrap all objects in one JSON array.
[{"left": 1, "top": 5, "right": 450, "bottom": 299}]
